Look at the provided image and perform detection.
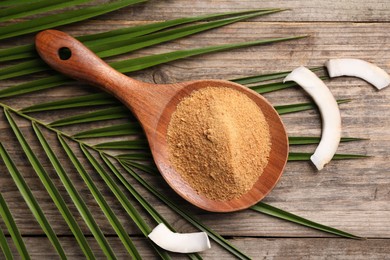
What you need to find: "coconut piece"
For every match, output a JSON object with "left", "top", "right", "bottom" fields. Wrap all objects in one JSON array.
[
  {"left": 148, "top": 223, "right": 211, "bottom": 253},
  {"left": 325, "top": 58, "right": 390, "bottom": 90},
  {"left": 284, "top": 66, "right": 341, "bottom": 170}
]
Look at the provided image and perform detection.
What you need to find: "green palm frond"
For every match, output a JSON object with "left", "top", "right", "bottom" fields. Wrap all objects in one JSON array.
[
  {"left": 0, "top": 0, "right": 147, "bottom": 40},
  {"left": 100, "top": 153, "right": 202, "bottom": 260},
  {"left": 4, "top": 109, "right": 94, "bottom": 259},
  {"left": 0, "top": 0, "right": 93, "bottom": 23},
  {"left": 119, "top": 161, "right": 250, "bottom": 259},
  {"left": 80, "top": 144, "right": 170, "bottom": 259},
  {"left": 288, "top": 152, "right": 369, "bottom": 161},
  {"left": 0, "top": 2, "right": 367, "bottom": 259},
  {"left": 0, "top": 8, "right": 279, "bottom": 62},
  {"left": 251, "top": 203, "right": 361, "bottom": 239},
  {"left": 0, "top": 9, "right": 283, "bottom": 80},
  {"left": 32, "top": 123, "right": 111, "bottom": 259},
  {"left": 0, "top": 191, "right": 30, "bottom": 259},
  {"left": 0, "top": 0, "right": 41, "bottom": 7},
  {"left": 116, "top": 152, "right": 152, "bottom": 161},
  {"left": 275, "top": 99, "right": 351, "bottom": 114},
  {"left": 0, "top": 36, "right": 302, "bottom": 98},
  {"left": 0, "top": 225, "right": 13, "bottom": 260},
  {"left": 94, "top": 139, "right": 149, "bottom": 150},
  {"left": 289, "top": 136, "right": 367, "bottom": 145},
  {"left": 231, "top": 67, "right": 323, "bottom": 85},
  {"left": 49, "top": 106, "right": 130, "bottom": 126},
  {"left": 20, "top": 93, "right": 116, "bottom": 112},
  {"left": 59, "top": 135, "right": 151, "bottom": 259},
  {"left": 73, "top": 123, "right": 142, "bottom": 139},
  {"left": 0, "top": 141, "right": 67, "bottom": 259}
]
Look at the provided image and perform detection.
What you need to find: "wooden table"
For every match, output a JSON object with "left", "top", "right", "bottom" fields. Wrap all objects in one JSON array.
[{"left": 1, "top": 0, "right": 389, "bottom": 259}]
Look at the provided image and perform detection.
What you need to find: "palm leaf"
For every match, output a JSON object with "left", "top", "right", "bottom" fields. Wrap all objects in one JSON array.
[
  {"left": 232, "top": 67, "right": 324, "bottom": 85},
  {"left": 0, "top": 44, "right": 34, "bottom": 62},
  {"left": 0, "top": 60, "right": 47, "bottom": 81},
  {"left": 32, "top": 123, "right": 119, "bottom": 259},
  {"left": 101, "top": 153, "right": 202, "bottom": 260},
  {"left": 252, "top": 80, "right": 298, "bottom": 93},
  {"left": 93, "top": 10, "right": 282, "bottom": 58},
  {"left": 20, "top": 93, "right": 116, "bottom": 112},
  {"left": 81, "top": 146, "right": 145, "bottom": 258},
  {"left": 4, "top": 109, "right": 94, "bottom": 259},
  {"left": 0, "top": 0, "right": 40, "bottom": 7},
  {"left": 120, "top": 158, "right": 363, "bottom": 241},
  {"left": 116, "top": 152, "right": 152, "bottom": 161},
  {"left": 81, "top": 146, "right": 152, "bottom": 235},
  {"left": 250, "top": 74, "right": 328, "bottom": 94},
  {"left": 119, "top": 162, "right": 251, "bottom": 260},
  {"left": 0, "top": 0, "right": 147, "bottom": 40},
  {"left": 58, "top": 136, "right": 169, "bottom": 259},
  {"left": 79, "top": 8, "right": 280, "bottom": 44},
  {"left": 121, "top": 160, "right": 159, "bottom": 174},
  {"left": 0, "top": 142, "right": 66, "bottom": 259},
  {"left": 289, "top": 136, "right": 366, "bottom": 145},
  {"left": 94, "top": 140, "right": 149, "bottom": 150},
  {"left": 0, "top": 35, "right": 305, "bottom": 98},
  {"left": 0, "top": 0, "right": 93, "bottom": 23},
  {"left": 0, "top": 224, "right": 13, "bottom": 260},
  {"left": 232, "top": 70, "right": 294, "bottom": 85},
  {"left": 101, "top": 154, "right": 167, "bottom": 225},
  {"left": 251, "top": 202, "right": 361, "bottom": 239},
  {"left": 73, "top": 123, "right": 142, "bottom": 139},
  {"left": 275, "top": 99, "right": 351, "bottom": 115},
  {"left": 81, "top": 145, "right": 170, "bottom": 259},
  {"left": 49, "top": 106, "right": 130, "bottom": 127},
  {"left": 0, "top": 8, "right": 279, "bottom": 62},
  {"left": 288, "top": 152, "right": 369, "bottom": 161},
  {"left": 0, "top": 9, "right": 282, "bottom": 80},
  {"left": 112, "top": 36, "right": 306, "bottom": 74},
  {"left": 0, "top": 75, "right": 69, "bottom": 98},
  {"left": 0, "top": 191, "right": 30, "bottom": 259}
]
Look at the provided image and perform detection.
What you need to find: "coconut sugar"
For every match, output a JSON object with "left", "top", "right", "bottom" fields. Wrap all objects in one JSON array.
[{"left": 167, "top": 87, "right": 271, "bottom": 201}]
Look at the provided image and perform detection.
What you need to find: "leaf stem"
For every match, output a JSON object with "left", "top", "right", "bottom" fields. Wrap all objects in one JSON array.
[{"left": 0, "top": 101, "right": 98, "bottom": 152}]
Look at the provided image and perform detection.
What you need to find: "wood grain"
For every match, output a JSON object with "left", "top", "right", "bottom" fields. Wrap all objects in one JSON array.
[
  {"left": 0, "top": 0, "right": 390, "bottom": 259},
  {"left": 5, "top": 237, "right": 390, "bottom": 259},
  {"left": 105, "top": 0, "right": 390, "bottom": 22}
]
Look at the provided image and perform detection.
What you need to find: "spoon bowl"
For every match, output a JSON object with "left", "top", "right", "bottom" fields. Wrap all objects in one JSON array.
[{"left": 35, "top": 30, "right": 289, "bottom": 212}]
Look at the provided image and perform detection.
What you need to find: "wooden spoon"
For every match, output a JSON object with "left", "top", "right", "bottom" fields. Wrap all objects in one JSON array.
[{"left": 35, "top": 30, "right": 288, "bottom": 212}]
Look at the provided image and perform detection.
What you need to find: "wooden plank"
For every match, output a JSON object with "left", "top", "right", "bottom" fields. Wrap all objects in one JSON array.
[
  {"left": 3, "top": 237, "right": 390, "bottom": 259},
  {"left": 1, "top": 1, "right": 390, "bottom": 258},
  {"left": 106, "top": 0, "right": 390, "bottom": 22},
  {"left": 2, "top": 1, "right": 388, "bottom": 23}
]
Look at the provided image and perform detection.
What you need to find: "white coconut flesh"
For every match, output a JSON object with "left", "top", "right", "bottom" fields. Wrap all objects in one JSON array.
[
  {"left": 284, "top": 66, "right": 341, "bottom": 170},
  {"left": 148, "top": 223, "right": 211, "bottom": 253},
  {"left": 325, "top": 58, "right": 390, "bottom": 90}
]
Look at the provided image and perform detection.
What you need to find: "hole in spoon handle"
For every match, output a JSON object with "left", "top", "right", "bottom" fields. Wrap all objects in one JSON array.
[
  {"left": 35, "top": 29, "right": 129, "bottom": 93},
  {"left": 58, "top": 47, "right": 72, "bottom": 60}
]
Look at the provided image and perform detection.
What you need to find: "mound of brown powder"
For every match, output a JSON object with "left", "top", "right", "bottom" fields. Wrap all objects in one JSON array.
[{"left": 167, "top": 87, "right": 271, "bottom": 201}]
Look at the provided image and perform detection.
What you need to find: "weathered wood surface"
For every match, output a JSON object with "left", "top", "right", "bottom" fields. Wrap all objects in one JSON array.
[
  {"left": 1, "top": 0, "right": 390, "bottom": 259},
  {"left": 4, "top": 237, "right": 390, "bottom": 259}
]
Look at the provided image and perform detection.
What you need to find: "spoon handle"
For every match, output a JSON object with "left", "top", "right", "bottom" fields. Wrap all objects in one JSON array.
[
  {"left": 35, "top": 29, "right": 184, "bottom": 140},
  {"left": 35, "top": 29, "right": 141, "bottom": 97}
]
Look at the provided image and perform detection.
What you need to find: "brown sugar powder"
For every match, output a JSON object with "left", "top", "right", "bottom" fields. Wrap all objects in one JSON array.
[{"left": 167, "top": 87, "right": 271, "bottom": 201}]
